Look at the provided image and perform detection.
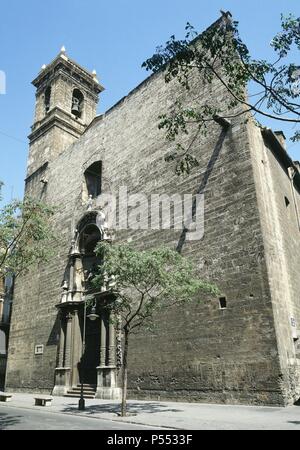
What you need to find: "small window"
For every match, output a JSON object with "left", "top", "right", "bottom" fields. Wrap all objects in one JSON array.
[
  {"left": 71, "top": 89, "right": 84, "bottom": 118},
  {"left": 219, "top": 297, "right": 227, "bottom": 309},
  {"left": 44, "top": 87, "right": 51, "bottom": 113},
  {"left": 35, "top": 345, "right": 44, "bottom": 355},
  {"left": 84, "top": 161, "right": 102, "bottom": 198},
  {"left": 284, "top": 196, "right": 290, "bottom": 207}
]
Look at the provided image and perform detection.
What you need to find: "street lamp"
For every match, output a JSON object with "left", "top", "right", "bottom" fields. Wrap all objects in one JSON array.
[{"left": 78, "top": 297, "right": 99, "bottom": 411}]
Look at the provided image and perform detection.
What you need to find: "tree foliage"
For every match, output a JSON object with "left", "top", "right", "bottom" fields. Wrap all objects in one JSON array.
[
  {"left": 93, "top": 241, "right": 219, "bottom": 416},
  {"left": 0, "top": 184, "right": 54, "bottom": 278},
  {"left": 142, "top": 12, "right": 300, "bottom": 174},
  {"left": 93, "top": 242, "right": 218, "bottom": 332}
]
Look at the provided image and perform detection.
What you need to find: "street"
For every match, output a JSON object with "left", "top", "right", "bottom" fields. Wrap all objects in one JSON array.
[
  {"left": 1, "top": 393, "right": 300, "bottom": 430},
  {"left": 0, "top": 405, "right": 160, "bottom": 430}
]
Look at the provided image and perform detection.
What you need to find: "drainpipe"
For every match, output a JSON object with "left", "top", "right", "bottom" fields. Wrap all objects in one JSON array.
[{"left": 288, "top": 167, "right": 300, "bottom": 232}]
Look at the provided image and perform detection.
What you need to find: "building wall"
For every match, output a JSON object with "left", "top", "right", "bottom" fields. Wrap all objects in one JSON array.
[
  {"left": 0, "top": 276, "right": 13, "bottom": 389},
  {"left": 27, "top": 126, "right": 79, "bottom": 177},
  {"left": 248, "top": 125, "right": 300, "bottom": 405},
  {"left": 6, "top": 59, "right": 291, "bottom": 405}
]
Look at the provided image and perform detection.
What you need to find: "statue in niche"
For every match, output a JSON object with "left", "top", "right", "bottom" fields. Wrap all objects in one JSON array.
[
  {"left": 83, "top": 263, "right": 98, "bottom": 292},
  {"left": 96, "top": 208, "right": 109, "bottom": 240},
  {"left": 87, "top": 195, "right": 93, "bottom": 211}
]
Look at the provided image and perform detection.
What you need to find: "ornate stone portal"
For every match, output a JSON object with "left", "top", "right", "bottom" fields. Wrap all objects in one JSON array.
[{"left": 52, "top": 211, "right": 121, "bottom": 399}]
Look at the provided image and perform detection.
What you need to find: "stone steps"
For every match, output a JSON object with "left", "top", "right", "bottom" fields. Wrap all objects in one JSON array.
[
  {"left": 64, "top": 393, "right": 95, "bottom": 399},
  {"left": 69, "top": 386, "right": 96, "bottom": 392},
  {"left": 64, "top": 384, "right": 96, "bottom": 399}
]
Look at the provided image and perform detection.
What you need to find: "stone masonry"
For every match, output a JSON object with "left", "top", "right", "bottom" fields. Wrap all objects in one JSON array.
[{"left": 4, "top": 17, "right": 300, "bottom": 405}]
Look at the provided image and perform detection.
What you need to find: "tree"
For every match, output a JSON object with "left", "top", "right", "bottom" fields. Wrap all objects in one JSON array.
[
  {"left": 142, "top": 12, "right": 300, "bottom": 175},
  {"left": 0, "top": 183, "right": 54, "bottom": 280},
  {"left": 92, "top": 242, "right": 219, "bottom": 416}
]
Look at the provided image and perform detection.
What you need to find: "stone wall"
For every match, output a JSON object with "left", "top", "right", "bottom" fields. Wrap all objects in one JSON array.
[
  {"left": 248, "top": 124, "right": 300, "bottom": 405},
  {"left": 5, "top": 57, "right": 291, "bottom": 405}
]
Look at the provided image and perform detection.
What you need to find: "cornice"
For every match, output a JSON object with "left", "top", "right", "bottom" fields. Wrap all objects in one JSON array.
[
  {"left": 33, "top": 55, "right": 104, "bottom": 96},
  {"left": 29, "top": 109, "right": 85, "bottom": 143}
]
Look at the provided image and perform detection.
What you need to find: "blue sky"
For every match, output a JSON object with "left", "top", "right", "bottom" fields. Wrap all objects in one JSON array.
[{"left": 0, "top": 0, "right": 299, "bottom": 204}]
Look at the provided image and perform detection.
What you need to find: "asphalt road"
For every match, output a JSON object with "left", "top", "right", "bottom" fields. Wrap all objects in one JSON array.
[{"left": 0, "top": 405, "right": 159, "bottom": 430}]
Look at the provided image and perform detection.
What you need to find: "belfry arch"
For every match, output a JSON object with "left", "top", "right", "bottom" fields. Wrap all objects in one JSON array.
[
  {"left": 71, "top": 88, "right": 84, "bottom": 118},
  {"left": 52, "top": 211, "right": 121, "bottom": 400}
]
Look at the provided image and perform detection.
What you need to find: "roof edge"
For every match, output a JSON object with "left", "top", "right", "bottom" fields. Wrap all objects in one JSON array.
[{"left": 261, "top": 127, "right": 300, "bottom": 190}]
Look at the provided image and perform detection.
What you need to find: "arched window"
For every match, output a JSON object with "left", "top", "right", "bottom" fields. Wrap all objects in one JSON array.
[
  {"left": 71, "top": 89, "right": 84, "bottom": 118},
  {"left": 84, "top": 161, "right": 102, "bottom": 198},
  {"left": 44, "top": 86, "right": 51, "bottom": 113}
]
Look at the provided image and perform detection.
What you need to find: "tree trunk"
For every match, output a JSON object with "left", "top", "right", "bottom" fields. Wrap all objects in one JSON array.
[{"left": 121, "top": 328, "right": 129, "bottom": 417}]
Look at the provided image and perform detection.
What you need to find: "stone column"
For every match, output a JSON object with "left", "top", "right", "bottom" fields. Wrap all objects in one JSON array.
[
  {"left": 0, "top": 275, "right": 4, "bottom": 323},
  {"left": 64, "top": 312, "right": 73, "bottom": 368},
  {"left": 58, "top": 318, "right": 65, "bottom": 368},
  {"left": 0, "top": 275, "right": 4, "bottom": 296},
  {"left": 67, "top": 260, "right": 75, "bottom": 302},
  {"left": 96, "top": 310, "right": 121, "bottom": 400},
  {"left": 107, "top": 313, "right": 116, "bottom": 367},
  {"left": 0, "top": 299, "right": 3, "bottom": 323},
  {"left": 71, "top": 309, "right": 81, "bottom": 386},
  {"left": 53, "top": 312, "right": 72, "bottom": 396},
  {"left": 99, "top": 313, "right": 107, "bottom": 367},
  {"left": 72, "top": 255, "right": 83, "bottom": 302}
]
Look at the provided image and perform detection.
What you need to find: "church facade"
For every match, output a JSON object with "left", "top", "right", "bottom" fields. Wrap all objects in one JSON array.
[{"left": 4, "top": 19, "right": 300, "bottom": 405}]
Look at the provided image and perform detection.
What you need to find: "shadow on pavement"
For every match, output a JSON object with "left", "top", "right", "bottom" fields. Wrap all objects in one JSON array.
[
  {"left": 0, "top": 412, "right": 22, "bottom": 430},
  {"left": 62, "top": 401, "right": 182, "bottom": 416}
]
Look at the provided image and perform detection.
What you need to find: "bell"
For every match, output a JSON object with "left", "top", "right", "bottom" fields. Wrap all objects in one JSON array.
[
  {"left": 72, "top": 104, "right": 80, "bottom": 115},
  {"left": 71, "top": 98, "right": 80, "bottom": 116}
]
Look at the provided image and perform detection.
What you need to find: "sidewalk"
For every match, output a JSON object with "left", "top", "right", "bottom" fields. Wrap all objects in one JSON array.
[{"left": 1, "top": 392, "right": 300, "bottom": 429}]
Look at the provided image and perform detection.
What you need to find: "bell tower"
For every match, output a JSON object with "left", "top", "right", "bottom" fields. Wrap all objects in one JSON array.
[{"left": 27, "top": 47, "right": 104, "bottom": 176}]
